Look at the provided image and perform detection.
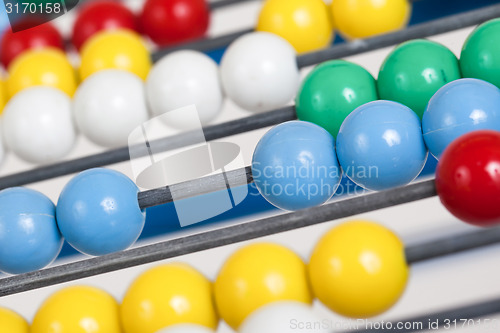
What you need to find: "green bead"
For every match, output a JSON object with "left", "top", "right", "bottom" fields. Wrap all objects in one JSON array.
[
  {"left": 461, "top": 18, "right": 500, "bottom": 88},
  {"left": 377, "top": 39, "right": 461, "bottom": 119},
  {"left": 295, "top": 60, "right": 378, "bottom": 138}
]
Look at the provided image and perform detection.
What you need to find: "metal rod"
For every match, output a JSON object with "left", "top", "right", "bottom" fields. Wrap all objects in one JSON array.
[
  {"left": 151, "top": 28, "right": 253, "bottom": 62},
  {"left": 153, "top": 3, "right": 500, "bottom": 64},
  {"left": 208, "top": 0, "right": 257, "bottom": 11},
  {"left": 406, "top": 227, "right": 500, "bottom": 264},
  {"left": 298, "top": 4, "right": 500, "bottom": 67},
  {"left": 137, "top": 167, "right": 253, "bottom": 209}
]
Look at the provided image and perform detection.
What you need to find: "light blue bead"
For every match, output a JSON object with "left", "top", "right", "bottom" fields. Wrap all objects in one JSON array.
[
  {"left": 252, "top": 120, "right": 341, "bottom": 211},
  {"left": 0, "top": 1, "right": 9, "bottom": 35},
  {"left": 336, "top": 100, "right": 428, "bottom": 191},
  {"left": 0, "top": 187, "right": 63, "bottom": 274},
  {"left": 422, "top": 78, "right": 500, "bottom": 159},
  {"left": 56, "top": 168, "right": 146, "bottom": 256}
]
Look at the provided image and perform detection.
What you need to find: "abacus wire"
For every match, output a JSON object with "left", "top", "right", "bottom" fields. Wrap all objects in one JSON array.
[
  {"left": 351, "top": 297, "right": 500, "bottom": 333},
  {"left": 207, "top": 0, "right": 423, "bottom": 12},
  {"left": 3, "top": 178, "right": 500, "bottom": 297},
  {"left": 208, "top": 0, "right": 256, "bottom": 11},
  {"left": 152, "top": 28, "right": 253, "bottom": 62},
  {"left": 1, "top": 3, "right": 500, "bottom": 190}
]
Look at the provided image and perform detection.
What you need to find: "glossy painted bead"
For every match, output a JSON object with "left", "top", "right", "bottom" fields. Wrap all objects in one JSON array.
[
  {"left": 140, "top": 0, "right": 209, "bottom": 46},
  {"left": 155, "top": 325, "right": 215, "bottom": 333},
  {"left": 0, "top": 78, "right": 6, "bottom": 114},
  {"left": 74, "top": 69, "right": 149, "bottom": 147},
  {"left": 31, "top": 286, "right": 122, "bottom": 333},
  {"left": 252, "top": 121, "right": 341, "bottom": 211},
  {"left": 146, "top": 50, "right": 223, "bottom": 128},
  {"left": 422, "top": 78, "right": 500, "bottom": 159},
  {"left": 436, "top": 130, "right": 500, "bottom": 227},
  {"left": 79, "top": 30, "right": 151, "bottom": 81},
  {"left": 378, "top": 39, "right": 461, "bottom": 119},
  {"left": 72, "top": 0, "right": 138, "bottom": 50},
  {"left": 239, "top": 302, "right": 329, "bottom": 333},
  {"left": 56, "top": 168, "right": 146, "bottom": 256},
  {"left": 331, "top": 0, "right": 411, "bottom": 39},
  {"left": 0, "top": 187, "right": 62, "bottom": 274},
  {"left": 2, "top": 86, "right": 76, "bottom": 164},
  {"left": 6, "top": 48, "right": 77, "bottom": 98},
  {"left": 296, "top": 60, "right": 378, "bottom": 137},
  {"left": 220, "top": 32, "right": 300, "bottom": 112},
  {"left": 256, "top": 0, "right": 333, "bottom": 53},
  {"left": 309, "top": 220, "right": 409, "bottom": 317},
  {"left": 121, "top": 264, "right": 218, "bottom": 333},
  {"left": 0, "top": 22, "right": 64, "bottom": 68},
  {"left": 336, "top": 100, "right": 427, "bottom": 191},
  {"left": 460, "top": 18, "right": 500, "bottom": 88},
  {"left": 0, "top": 307, "right": 29, "bottom": 333},
  {"left": 214, "top": 243, "right": 312, "bottom": 330}
]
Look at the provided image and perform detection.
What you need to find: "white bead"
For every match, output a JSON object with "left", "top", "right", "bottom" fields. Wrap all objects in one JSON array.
[
  {"left": 155, "top": 324, "right": 214, "bottom": 333},
  {"left": 146, "top": 50, "right": 224, "bottom": 129},
  {"left": 73, "top": 69, "right": 150, "bottom": 148},
  {"left": 220, "top": 32, "right": 300, "bottom": 113},
  {"left": 3, "top": 87, "right": 76, "bottom": 164},
  {"left": 239, "top": 301, "right": 330, "bottom": 333}
]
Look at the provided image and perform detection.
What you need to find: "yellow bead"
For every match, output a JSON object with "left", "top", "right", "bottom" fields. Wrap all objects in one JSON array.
[
  {"left": 0, "top": 79, "right": 7, "bottom": 114},
  {"left": 331, "top": 0, "right": 411, "bottom": 40},
  {"left": 214, "top": 243, "right": 312, "bottom": 330},
  {"left": 6, "top": 48, "right": 77, "bottom": 98},
  {"left": 80, "top": 29, "right": 151, "bottom": 81},
  {"left": 256, "top": 0, "right": 333, "bottom": 54},
  {"left": 308, "top": 220, "right": 409, "bottom": 318},
  {"left": 31, "top": 285, "right": 122, "bottom": 333},
  {"left": 120, "top": 263, "right": 218, "bottom": 333},
  {"left": 0, "top": 307, "right": 29, "bottom": 333}
]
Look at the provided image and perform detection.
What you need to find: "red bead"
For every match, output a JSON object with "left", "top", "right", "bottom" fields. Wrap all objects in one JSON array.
[
  {"left": 72, "top": 0, "right": 138, "bottom": 50},
  {"left": 436, "top": 130, "right": 500, "bottom": 227},
  {"left": 0, "top": 22, "right": 64, "bottom": 68},
  {"left": 139, "top": 0, "right": 210, "bottom": 46}
]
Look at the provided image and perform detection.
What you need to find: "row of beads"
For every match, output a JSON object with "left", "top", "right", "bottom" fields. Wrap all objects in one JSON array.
[{"left": 1, "top": 220, "right": 410, "bottom": 333}]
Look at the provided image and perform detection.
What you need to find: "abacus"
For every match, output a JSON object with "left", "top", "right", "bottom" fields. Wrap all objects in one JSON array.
[{"left": 0, "top": 0, "right": 500, "bottom": 333}]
